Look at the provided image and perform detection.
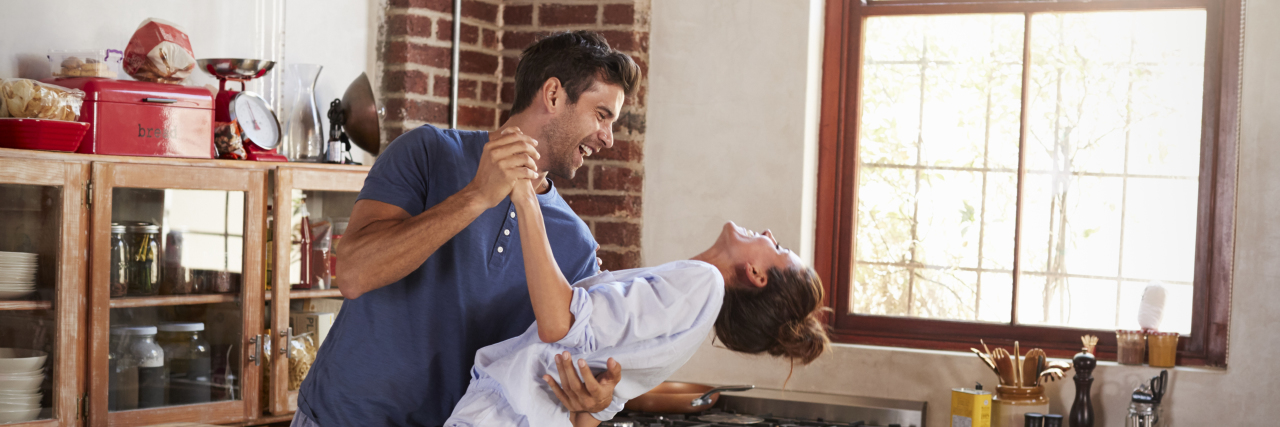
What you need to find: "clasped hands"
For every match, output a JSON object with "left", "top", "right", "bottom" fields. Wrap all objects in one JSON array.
[{"left": 468, "top": 127, "right": 544, "bottom": 207}]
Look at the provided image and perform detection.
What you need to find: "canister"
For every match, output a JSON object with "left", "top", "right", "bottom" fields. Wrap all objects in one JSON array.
[{"left": 951, "top": 387, "right": 993, "bottom": 427}]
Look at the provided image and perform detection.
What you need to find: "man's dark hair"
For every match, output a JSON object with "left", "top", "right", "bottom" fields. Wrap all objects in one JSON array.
[{"left": 510, "top": 31, "right": 641, "bottom": 114}]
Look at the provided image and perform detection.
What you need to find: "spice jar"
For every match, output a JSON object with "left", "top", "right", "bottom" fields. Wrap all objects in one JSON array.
[
  {"left": 158, "top": 322, "right": 211, "bottom": 405},
  {"left": 126, "top": 223, "right": 161, "bottom": 296},
  {"left": 1116, "top": 330, "right": 1146, "bottom": 365},
  {"left": 124, "top": 326, "right": 166, "bottom": 408},
  {"left": 109, "top": 224, "right": 128, "bottom": 298}
]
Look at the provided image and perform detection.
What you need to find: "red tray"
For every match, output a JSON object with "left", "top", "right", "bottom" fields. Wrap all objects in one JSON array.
[{"left": 0, "top": 118, "right": 90, "bottom": 152}]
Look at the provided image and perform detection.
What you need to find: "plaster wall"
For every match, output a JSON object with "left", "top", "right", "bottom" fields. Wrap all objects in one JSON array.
[{"left": 645, "top": 1, "right": 1279, "bottom": 425}]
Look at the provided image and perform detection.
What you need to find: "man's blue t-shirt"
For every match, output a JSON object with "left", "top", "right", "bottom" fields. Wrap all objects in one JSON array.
[{"left": 297, "top": 125, "right": 599, "bottom": 426}]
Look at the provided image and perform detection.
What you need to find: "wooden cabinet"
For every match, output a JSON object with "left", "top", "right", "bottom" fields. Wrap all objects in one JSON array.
[
  {"left": 264, "top": 165, "right": 366, "bottom": 416},
  {"left": 0, "top": 148, "right": 369, "bottom": 426},
  {"left": 0, "top": 156, "right": 88, "bottom": 427}
]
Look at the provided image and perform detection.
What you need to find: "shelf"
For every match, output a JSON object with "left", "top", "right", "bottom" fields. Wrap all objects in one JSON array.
[
  {"left": 109, "top": 293, "right": 238, "bottom": 308},
  {"left": 265, "top": 288, "right": 343, "bottom": 301},
  {"left": 0, "top": 300, "right": 52, "bottom": 310}
]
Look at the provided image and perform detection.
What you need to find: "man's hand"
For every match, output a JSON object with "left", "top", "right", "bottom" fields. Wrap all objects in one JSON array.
[
  {"left": 465, "top": 127, "right": 540, "bottom": 208},
  {"left": 544, "top": 352, "right": 621, "bottom": 414}
]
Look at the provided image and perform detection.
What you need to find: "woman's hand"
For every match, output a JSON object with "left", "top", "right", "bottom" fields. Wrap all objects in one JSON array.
[{"left": 512, "top": 174, "right": 539, "bottom": 207}]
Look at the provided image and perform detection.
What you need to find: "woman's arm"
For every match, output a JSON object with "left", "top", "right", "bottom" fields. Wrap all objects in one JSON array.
[
  {"left": 511, "top": 177, "right": 576, "bottom": 343},
  {"left": 572, "top": 411, "right": 603, "bottom": 427}
]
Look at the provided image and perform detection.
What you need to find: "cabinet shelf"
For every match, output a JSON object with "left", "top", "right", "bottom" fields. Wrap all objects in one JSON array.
[
  {"left": 108, "top": 293, "right": 238, "bottom": 308},
  {"left": 265, "top": 288, "right": 343, "bottom": 301},
  {"left": 0, "top": 300, "right": 52, "bottom": 310}
]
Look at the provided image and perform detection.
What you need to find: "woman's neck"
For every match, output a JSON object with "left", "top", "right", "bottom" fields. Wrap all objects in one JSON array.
[{"left": 690, "top": 247, "right": 735, "bottom": 288}]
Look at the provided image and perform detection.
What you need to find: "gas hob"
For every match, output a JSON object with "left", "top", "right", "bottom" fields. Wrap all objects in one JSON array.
[{"left": 601, "top": 388, "right": 925, "bottom": 427}]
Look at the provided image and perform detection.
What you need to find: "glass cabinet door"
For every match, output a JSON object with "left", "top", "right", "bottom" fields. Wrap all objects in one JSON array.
[
  {"left": 266, "top": 165, "right": 367, "bottom": 416},
  {"left": 88, "top": 163, "right": 266, "bottom": 426},
  {"left": 0, "top": 157, "right": 87, "bottom": 427}
]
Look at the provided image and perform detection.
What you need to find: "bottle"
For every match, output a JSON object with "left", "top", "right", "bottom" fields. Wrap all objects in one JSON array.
[
  {"left": 266, "top": 204, "right": 274, "bottom": 292},
  {"left": 158, "top": 323, "right": 212, "bottom": 405},
  {"left": 162, "top": 227, "right": 191, "bottom": 294},
  {"left": 126, "top": 326, "right": 166, "bottom": 408},
  {"left": 297, "top": 201, "right": 313, "bottom": 290}
]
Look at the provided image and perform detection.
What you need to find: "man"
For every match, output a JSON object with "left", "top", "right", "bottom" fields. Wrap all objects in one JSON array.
[{"left": 295, "top": 31, "right": 642, "bottom": 426}]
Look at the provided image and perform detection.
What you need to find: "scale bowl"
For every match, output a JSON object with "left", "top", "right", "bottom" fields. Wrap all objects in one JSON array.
[{"left": 197, "top": 58, "right": 275, "bottom": 80}]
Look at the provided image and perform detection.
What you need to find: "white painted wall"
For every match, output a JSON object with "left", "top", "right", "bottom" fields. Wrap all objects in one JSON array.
[
  {"left": 0, "top": 0, "right": 380, "bottom": 161},
  {"left": 646, "top": 1, "right": 1280, "bottom": 426},
  {"left": 643, "top": 0, "right": 823, "bottom": 267}
]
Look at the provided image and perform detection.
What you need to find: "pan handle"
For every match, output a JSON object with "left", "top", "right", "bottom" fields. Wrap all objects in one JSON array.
[{"left": 691, "top": 384, "right": 755, "bottom": 407}]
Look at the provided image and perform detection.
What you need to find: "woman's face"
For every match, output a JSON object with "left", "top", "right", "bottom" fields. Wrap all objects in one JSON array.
[{"left": 716, "top": 221, "right": 803, "bottom": 287}]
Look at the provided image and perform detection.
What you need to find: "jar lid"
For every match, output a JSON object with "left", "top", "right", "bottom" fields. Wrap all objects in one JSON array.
[
  {"left": 158, "top": 322, "right": 205, "bottom": 332},
  {"left": 111, "top": 224, "right": 126, "bottom": 233},
  {"left": 126, "top": 223, "right": 160, "bottom": 233},
  {"left": 122, "top": 326, "right": 158, "bottom": 335}
]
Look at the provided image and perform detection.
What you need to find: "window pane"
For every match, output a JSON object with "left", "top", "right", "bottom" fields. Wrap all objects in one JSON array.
[
  {"left": 853, "top": 14, "right": 1022, "bottom": 321},
  {"left": 1017, "top": 10, "right": 1204, "bottom": 332}
]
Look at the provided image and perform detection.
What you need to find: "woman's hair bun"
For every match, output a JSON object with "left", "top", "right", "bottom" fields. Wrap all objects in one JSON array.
[{"left": 770, "top": 310, "right": 830, "bottom": 365}]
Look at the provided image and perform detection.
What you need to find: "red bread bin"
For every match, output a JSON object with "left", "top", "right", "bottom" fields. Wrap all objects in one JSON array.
[{"left": 44, "top": 77, "right": 214, "bottom": 158}]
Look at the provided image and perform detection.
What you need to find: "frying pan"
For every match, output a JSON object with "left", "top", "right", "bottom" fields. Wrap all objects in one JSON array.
[{"left": 623, "top": 382, "right": 754, "bottom": 413}]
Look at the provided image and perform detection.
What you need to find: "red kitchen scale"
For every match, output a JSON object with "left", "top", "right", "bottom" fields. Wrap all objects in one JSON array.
[{"left": 198, "top": 58, "right": 286, "bottom": 161}]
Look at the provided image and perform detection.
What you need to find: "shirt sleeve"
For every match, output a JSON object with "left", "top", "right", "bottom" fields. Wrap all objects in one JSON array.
[
  {"left": 554, "top": 262, "right": 724, "bottom": 353},
  {"left": 356, "top": 129, "right": 432, "bottom": 215}
]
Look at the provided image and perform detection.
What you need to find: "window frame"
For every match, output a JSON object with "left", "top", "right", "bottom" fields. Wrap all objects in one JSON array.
[{"left": 815, "top": 0, "right": 1242, "bottom": 366}]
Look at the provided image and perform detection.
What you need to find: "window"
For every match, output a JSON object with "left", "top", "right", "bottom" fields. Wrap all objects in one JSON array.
[{"left": 815, "top": 0, "right": 1241, "bottom": 366}]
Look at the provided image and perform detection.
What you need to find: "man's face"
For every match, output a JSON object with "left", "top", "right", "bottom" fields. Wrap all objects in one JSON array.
[{"left": 540, "top": 80, "right": 626, "bottom": 180}]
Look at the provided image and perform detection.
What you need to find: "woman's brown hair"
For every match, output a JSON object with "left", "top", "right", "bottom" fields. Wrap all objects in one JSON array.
[{"left": 714, "top": 266, "right": 830, "bottom": 364}]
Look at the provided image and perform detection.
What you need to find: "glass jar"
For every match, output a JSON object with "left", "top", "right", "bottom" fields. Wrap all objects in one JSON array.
[
  {"left": 1116, "top": 330, "right": 1147, "bottom": 365},
  {"left": 1126, "top": 401, "right": 1160, "bottom": 427},
  {"left": 126, "top": 223, "right": 161, "bottom": 296},
  {"left": 158, "top": 322, "right": 211, "bottom": 405},
  {"left": 124, "top": 326, "right": 166, "bottom": 408},
  {"left": 108, "top": 327, "right": 130, "bottom": 411},
  {"left": 109, "top": 224, "right": 128, "bottom": 298}
]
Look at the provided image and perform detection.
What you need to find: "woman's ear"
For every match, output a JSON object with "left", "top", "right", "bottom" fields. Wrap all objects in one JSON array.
[
  {"left": 737, "top": 263, "right": 768, "bottom": 288},
  {"left": 540, "top": 77, "right": 564, "bottom": 112}
]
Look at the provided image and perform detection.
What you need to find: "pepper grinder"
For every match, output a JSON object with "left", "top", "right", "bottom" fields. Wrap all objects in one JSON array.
[{"left": 1069, "top": 336, "right": 1098, "bottom": 427}]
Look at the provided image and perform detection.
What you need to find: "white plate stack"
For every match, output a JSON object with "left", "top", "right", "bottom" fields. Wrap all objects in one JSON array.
[
  {"left": 0, "top": 348, "right": 46, "bottom": 423},
  {"left": 0, "top": 252, "right": 37, "bottom": 300}
]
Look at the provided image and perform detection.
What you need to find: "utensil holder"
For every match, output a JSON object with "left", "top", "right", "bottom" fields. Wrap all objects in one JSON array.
[
  {"left": 993, "top": 385, "right": 1048, "bottom": 427},
  {"left": 1147, "top": 333, "right": 1178, "bottom": 367},
  {"left": 1116, "top": 330, "right": 1146, "bottom": 365}
]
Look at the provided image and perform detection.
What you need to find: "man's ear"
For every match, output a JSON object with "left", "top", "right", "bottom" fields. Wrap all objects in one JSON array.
[
  {"left": 540, "top": 77, "right": 565, "bottom": 112},
  {"left": 737, "top": 263, "right": 768, "bottom": 288}
]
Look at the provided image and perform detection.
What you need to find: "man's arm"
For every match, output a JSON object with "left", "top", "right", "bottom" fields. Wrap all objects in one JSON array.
[{"left": 335, "top": 129, "right": 540, "bottom": 299}]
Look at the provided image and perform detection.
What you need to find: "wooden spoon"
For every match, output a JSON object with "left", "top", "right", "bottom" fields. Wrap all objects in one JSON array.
[
  {"left": 971, "top": 348, "right": 998, "bottom": 372},
  {"left": 1022, "top": 349, "right": 1046, "bottom": 387},
  {"left": 992, "top": 348, "right": 1015, "bottom": 386},
  {"left": 1039, "top": 367, "right": 1065, "bottom": 383}
]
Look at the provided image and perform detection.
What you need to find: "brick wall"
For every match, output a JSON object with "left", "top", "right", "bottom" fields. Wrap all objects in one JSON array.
[{"left": 379, "top": 0, "right": 650, "bottom": 270}]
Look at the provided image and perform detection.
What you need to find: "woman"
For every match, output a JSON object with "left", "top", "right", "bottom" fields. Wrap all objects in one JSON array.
[{"left": 446, "top": 177, "right": 829, "bottom": 427}]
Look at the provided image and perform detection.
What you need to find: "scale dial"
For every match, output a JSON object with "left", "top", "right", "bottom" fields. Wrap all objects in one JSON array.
[{"left": 228, "top": 91, "right": 281, "bottom": 150}]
